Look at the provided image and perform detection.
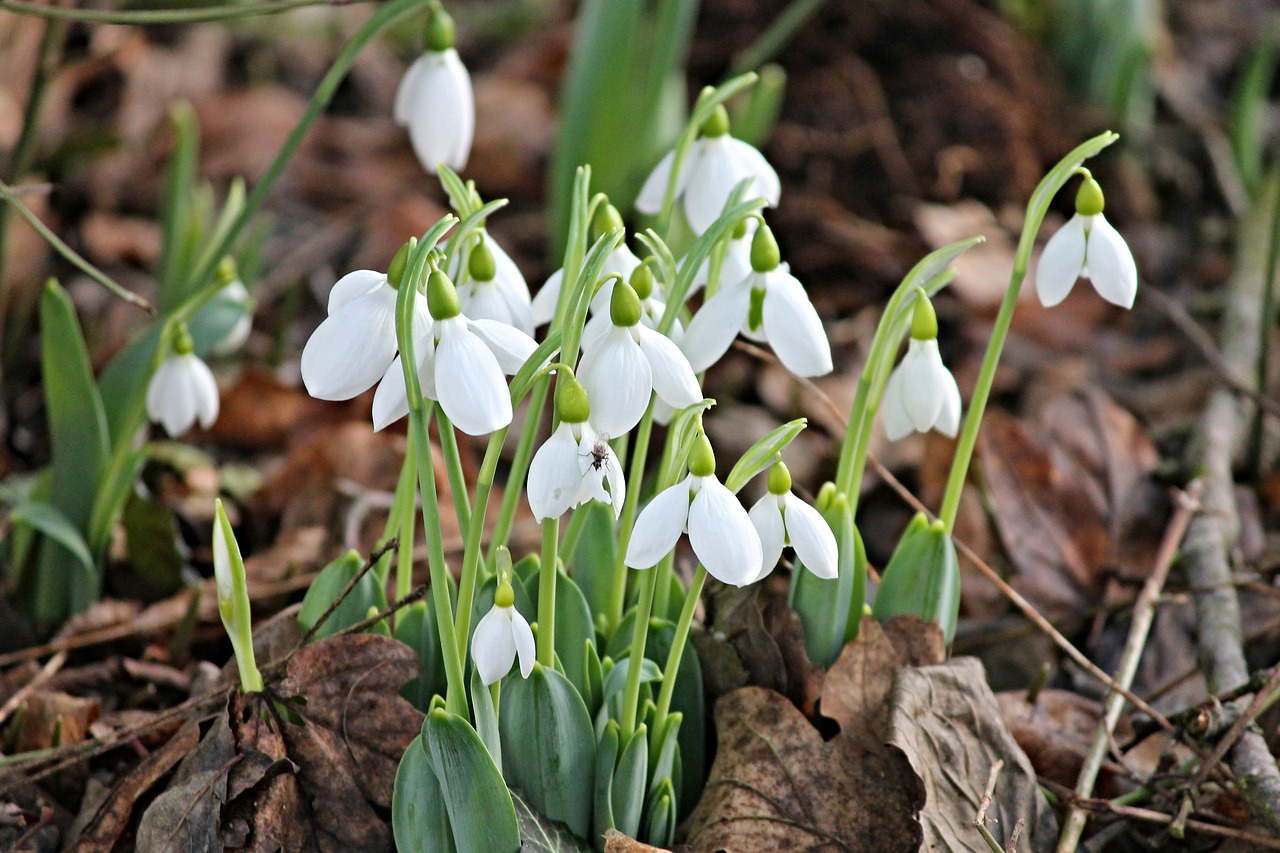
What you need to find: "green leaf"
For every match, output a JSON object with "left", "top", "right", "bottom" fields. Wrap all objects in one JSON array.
[
  {"left": 570, "top": 502, "right": 617, "bottom": 624},
  {"left": 499, "top": 664, "right": 596, "bottom": 839},
  {"left": 157, "top": 101, "right": 200, "bottom": 307},
  {"left": 583, "top": 640, "right": 604, "bottom": 718},
  {"left": 611, "top": 724, "right": 648, "bottom": 838},
  {"left": 553, "top": 570, "right": 596, "bottom": 696},
  {"left": 643, "top": 777, "right": 677, "bottom": 847},
  {"left": 395, "top": 601, "right": 447, "bottom": 711},
  {"left": 512, "top": 788, "right": 595, "bottom": 853},
  {"left": 297, "top": 550, "right": 388, "bottom": 640},
  {"left": 724, "top": 418, "right": 807, "bottom": 493},
  {"left": 392, "top": 736, "right": 456, "bottom": 853},
  {"left": 471, "top": 666, "right": 502, "bottom": 774},
  {"left": 97, "top": 321, "right": 165, "bottom": 447},
  {"left": 120, "top": 488, "right": 186, "bottom": 598},
  {"left": 872, "top": 512, "right": 961, "bottom": 642},
  {"left": 9, "top": 501, "right": 94, "bottom": 586},
  {"left": 592, "top": 720, "right": 620, "bottom": 839},
  {"left": 789, "top": 493, "right": 866, "bottom": 665}
]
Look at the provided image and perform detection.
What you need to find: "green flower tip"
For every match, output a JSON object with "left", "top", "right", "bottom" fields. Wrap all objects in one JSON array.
[
  {"left": 495, "top": 579, "right": 516, "bottom": 609},
  {"left": 1075, "top": 173, "right": 1105, "bottom": 217},
  {"left": 172, "top": 322, "right": 195, "bottom": 356},
  {"left": 749, "top": 222, "right": 780, "bottom": 272},
  {"left": 689, "top": 433, "right": 716, "bottom": 477},
  {"left": 426, "top": 267, "right": 461, "bottom": 319},
  {"left": 815, "top": 481, "right": 837, "bottom": 514},
  {"left": 555, "top": 372, "right": 591, "bottom": 423},
  {"left": 216, "top": 256, "right": 239, "bottom": 287},
  {"left": 592, "top": 202, "right": 624, "bottom": 242},
  {"left": 468, "top": 239, "right": 496, "bottom": 282},
  {"left": 767, "top": 460, "right": 792, "bottom": 496},
  {"left": 701, "top": 104, "right": 730, "bottom": 139},
  {"left": 609, "top": 279, "right": 643, "bottom": 327},
  {"left": 629, "top": 262, "right": 654, "bottom": 300},
  {"left": 910, "top": 288, "right": 937, "bottom": 341},
  {"left": 387, "top": 238, "right": 416, "bottom": 290},
  {"left": 425, "top": 7, "right": 456, "bottom": 52}
]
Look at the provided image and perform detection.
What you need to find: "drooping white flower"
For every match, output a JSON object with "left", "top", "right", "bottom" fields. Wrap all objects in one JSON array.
[
  {"left": 635, "top": 105, "right": 780, "bottom": 235},
  {"left": 146, "top": 324, "right": 220, "bottom": 437},
  {"left": 581, "top": 262, "right": 679, "bottom": 351},
  {"left": 394, "top": 9, "right": 473, "bottom": 175},
  {"left": 532, "top": 205, "right": 642, "bottom": 327},
  {"left": 577, "top": 281, "right": 702, "bottom": 437},
  {"left": 625, "top": 434, "right": 763, "bottom": 587},
  {"left": 680, "top": 222, "right": 832, "bottom": 377},
  {"left": 371, "top": 267, "right": 537, "bottom": 435},
  {"left": 528, "top": 421, "right": 626, "bottom": 522},
  {"left": 747, "top": 462, "right": 838, "bottom": 583},
  {"left": 1035, "top": 173, "right": 1137, "bottom": 309},
  {"left": 472, "top": 581, "right": 535, "bottom": 686},
  {"left": 881, "top": 293, "right": 961, "bottom": 441},
  {"left": 206, "top": 258, "right": 253, "bottom": 357},
  {"left": 451, "top": 236, "right": 534, "bottom": 335}
]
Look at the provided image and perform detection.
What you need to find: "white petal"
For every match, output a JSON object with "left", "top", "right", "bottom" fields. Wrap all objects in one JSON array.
[
  {"left": 458, "top": 280, "right": 513, "bottom": 328},
  {"left": 602, "top": 450, "right": 627, "bottom": 518},
  {"left": 935, "top": 368, "right": 962, "bottom": 438},
  {"left": 532, "top": 268, "right": 564, "bottom": 327},
  {"left": 405, "top": 50, "right": 474, "bottom": 174},
  {"left": 510, "top": 608, "right": 536, "bottom": 679},
  {"left": 580, "top": 326, "right": 652, "bottom": 437},
  {"left": 146, "top": 357, "right": 196, "bottom": 437},
  {"left": 301, "top": 285, "right": 400, "bottom": 400},
  {"left": 635, "top": 149, "right": 689, "bottom": 214},
  {"left": 394, "top": 55, "right": 429, "bottom": 126},
  {"left": 580, "top": 312, "right": 610, "bottom": 353},
  {"left": 625, "top": 477, "right": 692, "bottom": 569},
  {"left": 372, "top": 315, "right": 436, "bottom": 431},
  {"left": 783, "top": 494, "right": 838, "bottom": 580},
  {"left": 682, "top": 137, "right": 742, "bottom": 235},
  {"left": 327, "top": 270, "right": 387, "bottom": 314},
  {"left": 490, "top": 241, "right": 534, "bottom": 334},
  {"left": 528, "top": 424, "right": 584, "bottom": 521},
  {"left": 901, "top": 340, "right": 946, "bottom": 432},
  {"left": 635, "top": 326, "right": 702, "bottom": 410},
  {"left": 468, "top": 318, "right": 538, "bottom": 374},
  {"left": 761, "top": 269, "right": 832, "bottom": 376},
  {"left": 473, "top": 606, "right": 517, "bottom": 686},
  {"left": 881, "top": 364, "right": 914, "bottom": 442},
  {"left": 1035, "top": 215, "right": 1087, "bottom": 308},
  {"left": 435, "top": 320, "right": 512, "bottom": 435},
  {"left": 726, "top": 138, "right": 781, "bottom": 207},
  {"left": 688, "top": 477, "right": 762, "bottom": 586},
  {"left": 679, "top": 284, "right": 752, "bottom": 373},
  {"left": 188, "top": 355, "right": 220, "bottom": 429},
  {"left": 1083, "top": 215, "right": 1138, "bottom": 308},
  {"left": 748, "top": 494, "right": 786, "bottom": 583}
]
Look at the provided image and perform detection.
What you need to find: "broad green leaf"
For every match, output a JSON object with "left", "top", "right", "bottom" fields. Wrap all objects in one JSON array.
[
  {"left": 499, "top": 664, "right": 596, "bottom": 839},
  {"left": 643, "top": 777, "right": 677, "bottom": 847},
  {"left": 157, "top": 101, "right": 200, "bottom": 307},
  {"left": 297, "top": 550, "right": 388, "bottom": 640},
  {"left": 790, "top": 493, "right": 866, "bottom": 665},
  {"left": 553, "top": 570, "right": 596, "bottom": 695},
  {"left": 470, "top": 667, "right": 501, "bottom": 774},
  {"left": 592, "top": 720, "right": 620, "bottom": 839},
  {"left": 87, "top": 445, "right": 147, "bottom": 559},
  {"left": 570, "top": 502, "right": 617, "bottom": 621},
  {"left": 872, "top": 512, "right": 961, "bottom": 642},
  {"left": 396, "top": 601, "right": 447, "bottom": 711},
  {"left": 98, "top": 321, "right": 165, "bottom": 449},
  {"left": 9, "top": 501, "right": 94, "bottom": 585},
  {"left": 121, "top": 489, "right": 186, "bottom": 598},
  {"left": 392, "top": 735, "right": 456, "bottom": 853},
  {"left": 611, "top": 724, "right": 648, "bottom": 838},
  {"left": 724, "top": 418, "right": 806, "bottom": 493}
]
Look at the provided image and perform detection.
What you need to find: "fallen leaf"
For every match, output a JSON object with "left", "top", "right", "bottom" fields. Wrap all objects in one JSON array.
[
  {"left": 996, "top": 688, "right": 1130, "bottom": 796},
  {"left": 602, "top": 827, "right": 669, "bottom": 852}
]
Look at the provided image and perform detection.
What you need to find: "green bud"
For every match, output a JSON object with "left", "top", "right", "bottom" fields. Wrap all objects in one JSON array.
[
  {"left": 555, "top": 371, "right": 591, "bottom": 423},
  {"left": 495, "top": 579, "right": 516, "bottom": 609},
  {"left": 592, "top": 203, "right": 624, "bottom": 242},
  {"left": 688, "top": 433, "right": 716, "bottom": 477},
  {"left": 701, "top": 105, "right": 730, "bottom": 139},
  {"left": 387, "top": 238, "right": 416, "bottom": 290},
  {"left": 427, "top": 267, "right": 461, "bottom": 319},
  {"left": 216, "top": 256, "right": 239, "bottom": 287},
  {"left": 815, "top": 481, "right": 837, "bottom": 514},
  {"left": 767, "top": 460, "right": 792, "bottom": 495},
  {"left": 750, "top": 223, "right": 780, "bottom": 272},
  {"left": 468, "top": 239, "right": 496, "bottom": 282},
  {"left": 1074, "top": 172, "right": 1105, "bottom": 217},
  {"left": 871, "top": 512, "right": 960, "bottom": 642},
  {"left": 172, "top": 322, "right": 195, "bottom": 356},
  {"left": 630, "top": 262, "right": 655, "bottom": 300},
  {"left": 609, "top": 279, "right": 643, "bottom": 327},
  {"left": 910, "top": 288, "right": 938, "bottom": 341},
  {"left": 425, "top": 7, "right": 456, "bottom": 52}
]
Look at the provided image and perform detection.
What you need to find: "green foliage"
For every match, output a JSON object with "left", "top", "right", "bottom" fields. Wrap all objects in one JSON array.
[
  {"left": 789, "top": 492, "right": 867, "bottom": 665},
  {"left": 297, "top": 550, "right": 389, "bottom": 640},
  {"left": 872, "top": 513, "right": 961, "bottom": 642}
]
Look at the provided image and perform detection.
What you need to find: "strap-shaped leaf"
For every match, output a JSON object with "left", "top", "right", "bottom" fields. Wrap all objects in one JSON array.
[
  {"left": 789, "top": 493, "right": 867, "bottom": 665},
  {"left": 610, "top": 723, "right": 648, "bottom": 838},
  {"left": 724, "top": 418, "right": 806, "bottom": 494},
  {"left": 10, "top": 501, "right": 94, "bottom": 585}
]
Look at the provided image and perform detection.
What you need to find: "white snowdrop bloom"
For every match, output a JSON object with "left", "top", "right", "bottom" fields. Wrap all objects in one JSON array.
[
  {"left": 577, "top": 281, "right": 702, "bottom": 437},
  {"left": 680, "top": 223, "right": 832, "bottom": 377},
  {"left": 689, "top": 218, "right": 754, "bottom": 294},
  {"left": 394, "top": 9, "right": 473, "bottom": 175},
  {"left": 371, "top": 268, "right": 537, "bottom": 435},
  {"left": 472, "top": 581, "right": 535, "bottom": 686},
  {"left": 635, "top": 105, "right": 780, "bottom": 235},
  {"left": 747, "top": 462, "right": 838, "bottom": 584},
  {"left": 146, "top": 325, "right": 219, "bottom": 437},
  {"left": 580, "top": 263, "right": 679, "bottom": 352},
  {"left": 451, "top": 236, "right": 534, "bottom": 335},
  {"left": 1035, "top": 173, "right": 1137, "bottom": 309},
  {"left": 881, "top": 293, "right": 961, "bottom": 441},
  {"left": 532, "top": 205, "right": 642, "bottom": 327},
  {"left": 625, "top": 435, "right": 763, "bottom": 587},
  {"left": 528, "top": 421, "right": 625, "bottom": 522},
  {"left": 207, "top": 258, "right": 253, "bottom": 357}
]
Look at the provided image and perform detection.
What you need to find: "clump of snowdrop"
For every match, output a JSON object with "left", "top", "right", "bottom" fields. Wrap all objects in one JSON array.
[
  {"left": 454, "top": 235, "right": 534, "bottom": 335},
  {"left": 577, "top": 278, "right": 702, "bottom": 436},
  {"left": 881, "top": 290, "right": 961, "bottom": 441},
  {"left": 472, "top": 573, "right": 535, "bottom": 686},
  {"left": 680, "top": 220, "right": 832, "bottom": 377},
  {"left": 395, "top": 7, "right": 474, "bottom": 175},
  {"left": 625, "top": 432, "right": 763, "bottom": 587},
  {"left": 635, "top": 105, "right": 780, "bottom": 235},
  {"left": 146, "top": 322, "right": 220, "bottom": 437},
  {"left": 532, "top": 204, "right": 641, "bottom": 327},
  {"left": 527, "top": 369, "right": 625, "bottom": 521},
  {"left": 1035, "top": 171, "right": 1137, "bottom": 309},
  {"left": 748, "top": 460, "right": 838, "bottom": 584}
]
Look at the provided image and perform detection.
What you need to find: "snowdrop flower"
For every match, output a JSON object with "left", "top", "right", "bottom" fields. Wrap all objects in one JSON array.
[
  {"left": 206, "top": 258, "right": 253, "bottom": 356},
  {"left": 300, "top": 242, "right": 431, "bottom": 402},
  {"left": 1035, "top": 172, "right": 1137, "bottom": 309},
  {"left": 635, "top": 105, "right": 780, "bottom": 235},
  {"left": 532, "top": 204, "right": 641, "bottom": 327},
  {"left": 147, "top": 323, "right": 220, "bottom": 437},
  {"left": 747, "top": 460, "right": 838, "bottom": 583},
  {"left": 394, "top": 8, "right": 473, "bottom": 175},
  {"left": 582, "top": 262, "right": 678, "bottom": 350},
  {"left": 680, "top": 221, "right": 832, "bottom": 377},
  {"left": 577, "top": 280, "right": 702, "bottom": 436},
  {"left": 689, "top": 216, "right": 754, "bottom": 294},
  {"left": 372, "top": 266, "right": 537, "bottom": 435},
  {"left": 452, "top": 235, "right": 534, "bottom": 335},
  {"left": 882, "top": 291, "right": 961, "bottom": 441},
  {"left": 527, "top": 371, "right": 625, "bottom": 521},
  {"left": 625, "top": 433, "right": 763, "bottom": 587},
  {"left": 472, "top": 577, "right": 535, "bottom": 686}
]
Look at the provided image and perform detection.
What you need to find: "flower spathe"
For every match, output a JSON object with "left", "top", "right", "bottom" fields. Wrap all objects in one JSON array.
[
  {"left": 146, "top": 351, "right": 220, "bottom": 437},
  {"left": 881, "top": 338, "right": 961, "bottom": 441},
  {"left": 748, "top": 491, "right": 838, "bottom": 584},
  {"left": 1034, "top": 212, "right": 1137, "bottom": 309},
  {"left": 527, "top": 420, "right": 626, "bottom": 521},
  {"left": 395, "top": 47, "right": 474, "bottom": 175},
  {"left": 625, "top": 473, "right": 763, "bottom": 587},
  {"left": 472, "top": 601, "right": 535, "bottom": 686}
]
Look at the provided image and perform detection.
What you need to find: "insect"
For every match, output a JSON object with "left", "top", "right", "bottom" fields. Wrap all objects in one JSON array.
[{"left": 584, "top": 432, "right": 611, "bottom": 472}]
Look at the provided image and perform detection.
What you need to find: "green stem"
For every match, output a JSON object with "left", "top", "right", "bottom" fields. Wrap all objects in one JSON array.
[
  {"left": 619, "top": 566, "right": 658, "bottom": 740},
  {"left": 608, "top": 402, "right": 655, "bottom": 632},
  {"left": 391, "top": 439, "right": 419, "bottom": 600},
  {"left": 0, "top": 0, "right": 361, "bottom": 24},
  {"left": 655, "top": 564, "right": 705, "bottom": 723},
  {"left": 453, "top": 428, "right": 508, "bottom": 666},
  {"left": 537, "top": 519, "right": 559, "bottom": 667},
  {"left": 435, "top": 404, "right": 472, "bottom": 541},
  {"left": 489, "top": 379, "right": 548, "bottom": 561}
]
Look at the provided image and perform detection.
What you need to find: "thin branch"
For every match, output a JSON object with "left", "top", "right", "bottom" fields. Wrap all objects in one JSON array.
[
  {"left": 0, "top": 0, "right": 360, "bottom": 24},
  {"left": 973, "top": 759, "right": 1007, "bottom": 853}
]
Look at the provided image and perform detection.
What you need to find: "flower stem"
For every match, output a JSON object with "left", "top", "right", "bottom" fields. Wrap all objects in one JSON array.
[
  {"left": 434, "top": 404, "right": 471, "bottom": 541},
  {"left": 607, "top": 402, "right": 656, "bottom": 633},
  {"left": 453, "top": 428, "right": 508, "bottom": 666},
  {"left": 537, "top": 518, "right": 559, "bottom": 667},
  {"left": 390, "top": 439, "right": 419, "bottom": 601},
  {"left": 488, "top": 379, "right": 547, "bottom": 561},
  {"left": 559, "top": 504, "right": 590, "bottom": 560},
  {"left": 0, "top": 0, "right": 366, "bottom": 24},
  {"left": 655, "top": 564, "right": 705, "bottom": 724},
  {"left": 619, "top": 565, "right": 658, "bottom": 740}
]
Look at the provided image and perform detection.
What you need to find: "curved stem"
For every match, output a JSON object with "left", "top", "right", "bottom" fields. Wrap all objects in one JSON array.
[
  {"left": 619, "top": 566, "right": 658, "bottom": 740},
  {"left": 488, "top": 380, "right": 547, "bottom": 560},
  {"left": 655, "top": 564, "right": 706, "bottom": 723},
  {"left": 607, "top": 402, "right": 655, "bottom": 632},
  {"left": 537, "top": 519, "right": 559, "bottom": 667},
  {"left": 0, "top": 0, "right": 358, "bottom": 24},
  {"left": 435, "top": 404, "right": 471, "bottom": 542},
  {"left": 390, "top": 438, "right": 419, "bottom": 600}
]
